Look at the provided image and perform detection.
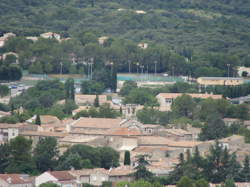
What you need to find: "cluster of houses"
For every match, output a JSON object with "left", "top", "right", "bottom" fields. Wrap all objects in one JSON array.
[{"left": 1, "top": 92, "right": 250, "bottom": 186}]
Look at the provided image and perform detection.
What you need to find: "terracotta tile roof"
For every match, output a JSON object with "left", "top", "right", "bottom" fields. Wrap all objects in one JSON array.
[
  {"left": 70, "top": 129, "right": 107, "bottom": 135},
  {"left": 143, "top": 124, "right": 162, "bottom": 128},
  {"left": 48, "top": 171, "right": 75, "bottom": 181},
  {"left": 133, "top": 146, "right": 171, "bottom": 153},
  {"left": 75, "top": 94, "right": 107, "bottom": 104},
  {"left": 70, "top": 167, "right": 134, "bottom": 177},
  {"left": 0, "top": 123, "right": 23, "bottom": 129},
  {"left": 106, "top": 127, "right": 141, "bottom": 136},
  {"left": 157, "top": 93, "right": 223, "bottom": 100},
  {"left": 40, "top": 115, "right": 61, "bottom": 124},
  {"left": 70, "top": 168, "right": 107, "bottom": 176},
  {"left": 0, "top": 174, "right": 32, "bottom": 184},
  {"left": 60, "top": 135, "right": 98, "bottom": 143},
  {"left": 108, "top": 166, "right": 134, "bottom": 176},
  {"left": 139, "top": 136, "right": 201, "bottom": 148},
  {"left": 72, "top": 117, "right": 122, "bottom": 129},
  {"left": 164, "top": 129, "right": 192, "bottom": 136},
  {"left": 20, "top": 131, "right": 67, "bottom": 137}
]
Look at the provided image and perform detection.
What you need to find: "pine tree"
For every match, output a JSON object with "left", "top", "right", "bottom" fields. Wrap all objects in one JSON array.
[
  {"left": 94, "top": 95, "right": 99, "bottom": 107},
  {"left": 133, "top": 155, "right": 153, "bottom": 180},
  {"left": 124, "top": 151, "right": 131, "bottom": 165},
  {"left": 35, "top": 114, "right": 41, "bottom": 125},
  {"left": 239, "top": 155, "right": 250, "bottom": 182},
  {"left": 177, "top": 176, "right": 194, "bottom": 187}
]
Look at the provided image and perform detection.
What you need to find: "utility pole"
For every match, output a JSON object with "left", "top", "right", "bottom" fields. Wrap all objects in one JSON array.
[
  {"left": 90, "top": 57, "right": 94, "bottom": 80},
  {"left": 60, "top": 62, "right": 63, "bottom": 79},
  {"left": 154, "top": 61, "right": 157, "bottom": 76},
  {"left": 227, "top": 64, "right": 230, "bottom": 78},
  {"left": 136, "top": 62, "right": 139, "bottom": 74},
  {"left": 128, "top": 60, "right": 131, "bottom": 73}
]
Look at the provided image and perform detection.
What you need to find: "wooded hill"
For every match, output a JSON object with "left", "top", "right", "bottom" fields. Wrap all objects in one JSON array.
[{"left": 0, "top": 0, "right": 250, "bottom": 61}]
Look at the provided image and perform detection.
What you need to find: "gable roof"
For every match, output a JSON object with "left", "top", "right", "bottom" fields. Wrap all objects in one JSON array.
[
  {"left": 106, "top": 127, "right": 141, "bottom": 136},
  {"left": 138, "top": 136, "right": 201, "bottom": 148},
  {"left": 157, "top": 93, "right": 223, "bottom": 100},
  {"left": 0, "top": 174, "right": 32, "bottom": 184},
  {"left": 72, "top": 117, "right": 122, "bottom": 129},
  {"left": 48, "top": 171, "right": 75, "bottom": 181}
]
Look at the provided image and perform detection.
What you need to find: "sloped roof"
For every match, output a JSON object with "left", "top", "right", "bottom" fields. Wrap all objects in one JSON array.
[
  {"left": 106, "top": 127, "right": 141, "bottom": 136},
  {"left": 139, "top": 136, "right": 201, "bottom": 148},
  {"left": 72, "top": 117, "right": 122, "bottom": 129},
  {"left": 0, "top": 174, "right": 32, "bottom": 184},
  {"left": 157, "top": 93, "right": 223, "bottom": 100},
  {"left": 48, "top": 171, "right": 75, "bottom": 181}
]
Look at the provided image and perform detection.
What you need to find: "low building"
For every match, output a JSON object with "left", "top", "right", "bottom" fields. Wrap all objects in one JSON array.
[
  {"left": 159, "top": 128, "right": 193, "bottom": 141},
  {"left": 138, "top": 42, "right": 148, "bottom": 49},
  {"left": 230, "top": 95, "right": 250, "bottom": 104},
  {"left": 0, "top": 174, "right": 33, "bottom": 187},
  {"left": 156, "top": 93, "right": 223, "bottom": 111},
  {"left": 197, "top": 77, "right": 244, "bottom": 86},
  {"left": 40, "top": 32, "right": 61, "bottom": 41},
  {"left": 75, "top": 94, "right": 108, "bottom": 106},
  {"left": 98, "top": 36, "right": 109, "bottom": 45},
  {"left": 67, "top": 117, "right": 123, "bottom": 131},
  {"left": 35, "top": 171, "right": 76, "bottom": 187},
  {"left": 0, "top": 33, "right": 16, "bottom": 47},
  {"left": 238, "top": 66, "right": 250, "bottom": 77},
  {"left": 223, "top": 118, "right": 242, "bottom": 127},
  {"left": 0, "top": 123, "right": 22, "bottom": 143},
  {"left": 20, "top": 131, "right": 67, "bottom": 146}
]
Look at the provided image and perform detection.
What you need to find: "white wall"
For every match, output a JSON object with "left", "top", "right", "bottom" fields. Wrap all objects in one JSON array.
[{"left": 35, "top": 172, "right": 57, "bottom": 187}]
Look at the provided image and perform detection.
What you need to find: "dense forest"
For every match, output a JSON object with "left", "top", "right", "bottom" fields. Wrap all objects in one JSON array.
[{"left": 0, "top": 0, "right": 250, "bottom": 78}]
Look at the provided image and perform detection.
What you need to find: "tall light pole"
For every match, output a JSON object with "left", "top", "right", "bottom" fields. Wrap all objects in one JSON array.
[
  {"left": 128, "top": 60, "right": 131, "bottom": 74},
  {"left": 89, "top": 57, "right": 94, "bottom": 80},
  {"left": 136, "top": 62, "right": 139, "bottom": 74},
  {"left": 140, "top": 65, "right": 144, "bottom": 81},
  {"left": 227, "top": 64, "right": 230, "bottom": 78},
  {"left": 60, "top": 62, "right": 63, "bottom": 79},
  {"left": 154, "top": 61, "right": 157, "bottom": 76}
]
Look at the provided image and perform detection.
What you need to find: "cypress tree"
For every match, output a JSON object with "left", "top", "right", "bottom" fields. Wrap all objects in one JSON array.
[
  {"left": 124, "top": 151, "right": 131, "bottom": 165},
  {"left": 35, "top": 114, "right": 41, "bottom": 125},
  {"left": 239, "top": 155, "right": 250, "bottom": 182},
  {"left": 94, "top": 95, "right": 99, "bottom": 107}
]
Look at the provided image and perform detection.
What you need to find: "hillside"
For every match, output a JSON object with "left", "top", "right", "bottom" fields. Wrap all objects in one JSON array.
[{"left": 0, "top": 0, "right": 250, "bottom": 66}]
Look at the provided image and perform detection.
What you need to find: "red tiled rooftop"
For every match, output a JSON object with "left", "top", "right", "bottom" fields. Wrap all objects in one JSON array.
[
  {"left": 157, "top": 93, "right": 223, "bottom": 100},
  {"left": 48, "top": 171, "right": 75, "bottom": 181},
  {"left": 0, "top": 174, "right": 32, "bottom": 184}
]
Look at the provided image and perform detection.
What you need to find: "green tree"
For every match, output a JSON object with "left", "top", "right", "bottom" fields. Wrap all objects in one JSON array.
[
  {"left": 35, "top": 114, "right": 41, "bottom": 125},
  {"left": 33, "top": 137, "right": 59, "bottom": 172},
  {"left": 238, "top": 155, "right": 250, "bottom": 182},
  {"left": 102, "top": 181, "right": 112, "bottom": 187},
  {"left": 199, "top": 114, "right": 228, "bottom": 140},
  {"left": 221, "top": 178, "right": 236, "bottom": 187},
  {"left": 172, "top": 94, "right": 195, "bottom": 118},
  {"left": 129, "top": 180, "right": 153, "bottom": 187},
  {"left": 39, "top": 183, "right": 60, "bottom": 187},
  {"left": 0, "top": 143, "right": 10, "bottom": 173},
  {"left": 65, "top": 78, "right": 75, "bottom": 101},
  {"left": 119, "top": 80, "right": 137, "bottom": 96},
  {"left": 94, "top": 94, "right": 100, "bottom": 107},
  {"left": 195, "top": 178, "right": 209, "bottom": 187},
  {"left": 98, "top": 147, "right": 120, "bottom": 169},
  {"left": 177, "top": 176, "right": 194, "bottom": 187},
  {"left": 0, "top": 85, "right": 10, "bottom": 97},
  {"left": 133, "top": 155, "right": 153, "bottom": 180},
  {"left": 6, "top": 136, "right": 36, "bottom": 174},
  {"left": 124, "top": 151, "right": 131, "bottom": 165},
  {"left": 63, "top": 100, "right": 77, "bottom": 115}
]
